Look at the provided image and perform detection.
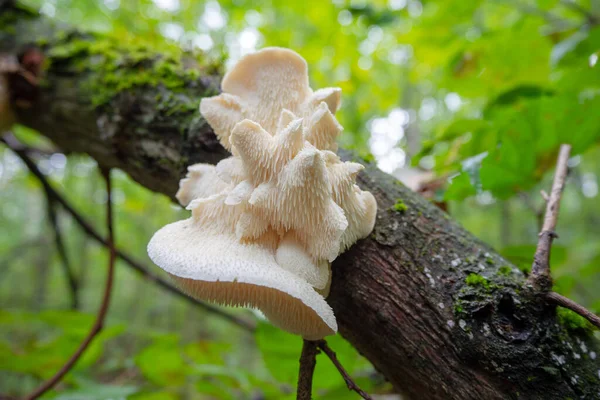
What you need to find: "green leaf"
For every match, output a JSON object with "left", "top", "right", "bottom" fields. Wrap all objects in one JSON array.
[
  {"left": 135, "top": 338, "right": 189, "bottom": 387},
  {"left": 0, "top": 310, "right": 124, "bottom": 377},
  {"left": 485, "top": 85, "right": 554, "bottom": 111},
  {"left": 128, "top": 391, "right": 177, "bottom": 400},
  {"left": 556, "top": 26, "right": 600, "bottom": 67},
  {"left": 255, "top": 323, "right": 302, "bottom": 386},
  {"left": 255, "top": 323, "right": 364, "bottom": 392},
  {"left": 50, "top": 381, "right": 138, "bottom": 400},
  {"left": 444, "top": 172, "right": 476, "bottom": 201},
  {"left": 500, "top": 245, "right": 567, "bottom": 273},
  {"left": 435, "top": 119, "right": 487, "bottom": 142},
  {"left": 183, "top": 340, "right": 230, "bottom": 366}
]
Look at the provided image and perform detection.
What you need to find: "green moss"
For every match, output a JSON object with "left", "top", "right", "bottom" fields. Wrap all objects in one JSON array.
[
  {"left": 45, "top": 32, "right": 219, "bottom": 107},
  {"left": 498, "top": 265, "right": 512, "bottom": 276},
  {"left": 556, "top": 308, "right": 595, "bottom": 334},
  {"left": 454, "top": 304, "right": 465, "bottom": 314},
  {"left": 518, "top": 264, "right": 531, "bottom": 275},
  {"left": 392, "top": 199, "right": 408, "bottom": 213},
  {"left": 362, "top": 152, "right": 375, "bottom": 163},
  {"left": 465, "top": 273, "right": 490, "bottom": 290},
  {"left": 540, "top": 366, "right": 559, "bottom": 376}
]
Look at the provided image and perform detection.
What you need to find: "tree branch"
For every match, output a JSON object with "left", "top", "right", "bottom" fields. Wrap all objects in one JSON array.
[
  {"left": 317, "top": 341, "right": 373, "bottom": 400},
  {"left": 546, "top": 292, "right": 600, "bottom": 329},
  {"left": 524, "top": 143, "right": 600, "bottom": 329},
  {"left": 1, "top": 137, "right": 256, "bottom": 332},
  {"left": 528, "top": 144, "right": 571, "bottom": 289},
  {"left": 45, "top": 194, "right": 79, "bottom": 309},
  {"left": 24, "top": 168, "right": 116, "bottom": 400},
  {"left": 296, "top": 340, "right": 319, "bottom": 400},
  {"left": 296, "top": 339, "right": 373, "bottom": 400}
]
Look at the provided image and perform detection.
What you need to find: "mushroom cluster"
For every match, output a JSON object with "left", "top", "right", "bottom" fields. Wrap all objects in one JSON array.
[{"left": 148, "top": 48, "right": 377, "bottom": 340}]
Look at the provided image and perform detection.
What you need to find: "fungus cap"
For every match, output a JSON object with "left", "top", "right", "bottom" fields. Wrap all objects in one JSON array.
[
  {"left": 148, "top": 47, "right": 377, "bottom": 339},
  {"left": 148, "top": 218, "right": 337, "bottom": 339}
]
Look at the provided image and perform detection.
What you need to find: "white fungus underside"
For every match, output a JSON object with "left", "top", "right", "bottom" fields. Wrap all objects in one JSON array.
[{"left": 148, "top": 218, "right": 337, "bottom": 339}]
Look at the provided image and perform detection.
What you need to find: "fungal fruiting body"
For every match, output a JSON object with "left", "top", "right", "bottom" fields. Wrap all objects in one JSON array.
[{"left": 148, "top": 47, "right": 377, "bottom": 340}]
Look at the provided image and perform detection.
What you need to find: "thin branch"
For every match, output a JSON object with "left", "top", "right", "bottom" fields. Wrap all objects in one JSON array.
[
  {"left": 523, "top": 144, "right": 600, "bottom": 329},
  {"left": 317, "top": 341, "right": 373, "bottom": 400},
  {"left": 1, "top": 132, "right": 57, "bottom": 156},
  {"left": 46, "top": 195, "right": 79, "bottom": 310},
  {"left": 25, "top": 168, "right": 117, "bottom": 400},
  {"left": 528, "top": 144, "right": 571, "bottom": 289},
  {"left": 296, "top": 340, "right": 319, "bottom": 400},
  {"left": 546, "top": 292, "right": 600, "bottom": 329},
  {"left": 541, "top": 145, "right": 571, "bottom": 233},
  {"left": 2, "top": 137, "right": 256, "bottom": 332}
]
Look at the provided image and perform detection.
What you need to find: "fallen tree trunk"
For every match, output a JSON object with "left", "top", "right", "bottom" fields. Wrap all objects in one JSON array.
[{"left": 2, "top": 3, "right": 599, "bottom": 399}]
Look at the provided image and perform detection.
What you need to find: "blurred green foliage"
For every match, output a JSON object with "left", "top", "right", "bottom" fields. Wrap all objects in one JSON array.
[{"left": 1, "top": 0, "right": 600, "bottom": 398}]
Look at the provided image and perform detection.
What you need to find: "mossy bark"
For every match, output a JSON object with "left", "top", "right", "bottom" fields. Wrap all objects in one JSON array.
[{"left": 3, "top": 4, "right": 600, "bottom": 399}]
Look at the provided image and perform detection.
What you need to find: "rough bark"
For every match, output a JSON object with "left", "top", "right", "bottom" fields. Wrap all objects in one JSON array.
[{"left": 2, "top": 5, "right": 599, "bottom": 399}]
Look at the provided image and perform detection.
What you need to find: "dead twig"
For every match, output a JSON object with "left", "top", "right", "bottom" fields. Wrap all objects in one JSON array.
[
  {"left": 317, "top": 341, "right": 373, "bottom": 400},
  {"left": 296, "top": 339, "right": 372, "bottom": 400},
  {"left": 25, "top": 168, "right": 116, "bottom": 400},
  {"left": 526, "top": 143, "right": 600, "bottom": 330},
  {"left": 2, "top": 137, "right": 256, "bottom": 332},
  {"left": 46, "top": 195, "right": 79, "bottom": 310},
  {"left": 546, "top": 292, "right": 600, "bottom": 329},
  {"left": 528, "top": 144, "right": 571, "bottom": 289}
]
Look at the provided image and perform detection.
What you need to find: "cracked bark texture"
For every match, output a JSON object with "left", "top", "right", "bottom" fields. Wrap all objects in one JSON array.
[{"left": 2, "top": 4, "right": 600, "bottom": 399}]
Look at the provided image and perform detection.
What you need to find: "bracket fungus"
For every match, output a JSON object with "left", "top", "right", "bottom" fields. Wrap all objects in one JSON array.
[{"left": 148, "top": 47, "right": 377, "bottom": 340}]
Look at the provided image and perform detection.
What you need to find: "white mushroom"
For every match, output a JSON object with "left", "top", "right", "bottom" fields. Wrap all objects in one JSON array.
[
  {"left": 200, "top": 47, "right": 342, "bottom": 152},
  {"left": 148, "top": 47, "right": 377, "bottom": 339}
]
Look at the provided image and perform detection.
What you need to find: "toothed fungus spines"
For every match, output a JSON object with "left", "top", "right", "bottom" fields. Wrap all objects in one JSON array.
[{"left": 148, "top": 47, "right": 377, "bottom": 340}]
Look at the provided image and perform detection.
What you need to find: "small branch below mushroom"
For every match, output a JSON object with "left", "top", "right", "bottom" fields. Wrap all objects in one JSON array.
[
  {"left": 45, "top": 195, "right": 79, "bottom": 310},
  {"left": 296, "top": 338, "right": 373, "bottom": 400},
  {"left": 24, "top": 168, "right": 116, "bottom": 400},
  {"left": 528, "top": 144, "right": 571, "bottom": 290},
  {"left": 317, "top": 341, "right": 373, "bottom": 400},
  {"left": 546, "top": 292, "right": 600, "bottom": 329},
  {"left": 1, "top": 136, "right": 256, "bottom": 332},
  {"left": 296, "top": 340, "right": 319, "bottom": 400}
]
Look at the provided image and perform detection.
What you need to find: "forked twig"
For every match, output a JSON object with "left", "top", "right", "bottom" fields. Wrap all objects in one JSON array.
[
  {"left": 296, "top": 339, "right": 373, "bottom": 400},
  {"left": 526, "top": 144, "right": 599, "bottom": 330},
  {"left": 528, "top": 144, "right": 571, "bottom": 289},
  {"left": 317, "top": 341, "right": 373, "bottom": 400}
]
